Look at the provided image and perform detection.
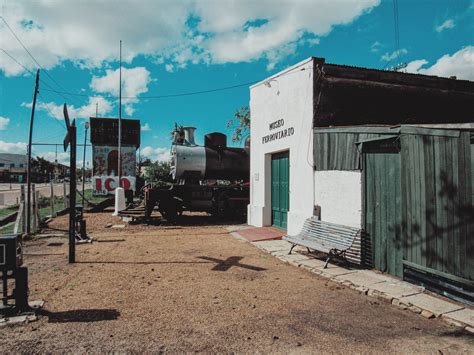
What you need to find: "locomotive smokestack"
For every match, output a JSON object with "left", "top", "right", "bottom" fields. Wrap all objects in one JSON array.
[{"left": 182, "top": 127, "right": 196, "bottom": 146}]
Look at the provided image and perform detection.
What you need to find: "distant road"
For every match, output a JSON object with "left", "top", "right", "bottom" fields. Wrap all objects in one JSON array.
[{"left": 0, "top": 182, "right": 91, "bottom": 208}]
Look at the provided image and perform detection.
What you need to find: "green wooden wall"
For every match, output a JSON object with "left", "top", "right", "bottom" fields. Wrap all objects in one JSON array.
[
  {"left": 314, "top": 128, "right": 397, "bottom": 170},
  {"left": 314, "top": 126, "right": 474, "bottom": 283},
  {"left": 364, "top": 148, "right": 403, "bottom": 277},
  {"left": 400, "top": 131, "right": 474, "bottom": 281}
]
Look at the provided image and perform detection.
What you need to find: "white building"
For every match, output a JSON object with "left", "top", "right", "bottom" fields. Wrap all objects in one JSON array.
[{"left": 247, "top": 56, "right": 473, "bottom": 237}]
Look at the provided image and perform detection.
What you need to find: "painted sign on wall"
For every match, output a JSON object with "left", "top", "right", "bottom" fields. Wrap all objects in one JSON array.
[
  {"left": 92, "top": 145, "right": 137, "bottom": 195},
  {"left": 92, "top": 176, "right": 137, "bottom": 195},
  {"left": 262, "top": 119, "right": 295, "bottom": 144}
]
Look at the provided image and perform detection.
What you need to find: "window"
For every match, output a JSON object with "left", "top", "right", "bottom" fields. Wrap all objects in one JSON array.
[
  {"left": 0, "top": 163, "right": 4, "bottom": 167},
  {"left": 19, "top": 164, "right": 24, "bottom": 168},
  {"left": 10, "top": 164, "right": 14, "bottom": 168}
]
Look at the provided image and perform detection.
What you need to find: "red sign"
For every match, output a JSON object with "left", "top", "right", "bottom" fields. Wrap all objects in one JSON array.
[{"left": 93, "top": 176, "right": 136, "bottom": 195}]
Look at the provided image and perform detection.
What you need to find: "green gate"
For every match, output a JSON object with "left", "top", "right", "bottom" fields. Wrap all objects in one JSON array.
[
  {"left": 363, "top": 138, "right": 403, "bottom": 277},
  {"left": 271, "top": 151, "right": 289, "bottom": 229}
]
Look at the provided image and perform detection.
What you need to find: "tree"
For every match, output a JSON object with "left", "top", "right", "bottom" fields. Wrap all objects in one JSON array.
[
  {"left": 143, "top": 161, "right": 173, "bottom": 187},
  {"left": 227, "top": 106, "right": 250, "bottom": 144}
]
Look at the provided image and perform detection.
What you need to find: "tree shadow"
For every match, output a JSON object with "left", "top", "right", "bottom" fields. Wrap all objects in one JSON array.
[
  {"left": 197, "top": 256, "right": 266, "bottom": 272},
  {"left": 38, "top": 308, "right": 119, "bottom": 323}
]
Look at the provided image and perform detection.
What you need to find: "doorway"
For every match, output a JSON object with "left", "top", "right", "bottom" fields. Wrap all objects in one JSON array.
[{"left": 271, "top": 151, "right": 289, "bottom": 230}]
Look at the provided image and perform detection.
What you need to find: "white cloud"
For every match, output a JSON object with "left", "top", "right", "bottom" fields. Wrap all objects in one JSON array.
[
  {"left": 39, "top": 151, "right": 70, "bottom": 165},
  {"left": 1, "top": 0, "right": 380, "bottom": 75},
  {"left": 0, "top": 116, "right": 10, "bottom": 130},
  {"left": 405, "top": 46, "right": 474, "bottom": 80},
  {"left": 435, "top": 19, "right": 455, "bottom": 33},
  {"left": 404, "top": 59, "right": 429, "bottom": 73},
  {"left": 25, "top": 96, "right": 113, "bottom": 120},
  {"left": 0, "top": 141, "right": 81, "bottom": 165},
  {"left": 370, "top": 41, "right": 381, "bottom": 53},
  {"left": 141, "top": 123, "right": 151, "bottom": 131},
  {"left": 91, "top": 67, "right": 152, "bottom": 115},
  {"left": 381, "top": 48, "right": 408, "bottom": 62},
  {"left": 198, "top": 0, "right": 379, "bottom": 66},
  {"left": 141, "top": 146, "right": 171, "bottom": 162},
  {"left": 0, "top": 140, "right": 27, "bottom": 153}
]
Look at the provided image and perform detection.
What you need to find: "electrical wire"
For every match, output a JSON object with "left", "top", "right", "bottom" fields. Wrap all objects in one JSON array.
[
  {"left": 393, "top": 0, "right": 401, "bottom": 62},
  {"left": 0, "top": 47, "right": 78, "bottom": 106},
  {"left": 0, "top": 16, "right": 74, "bottom": 99},
  {"left": 42, "top": 80, "right": 259, "bottom": 100},
  {"left": 2, "top": 46, "right": 258, "bottom": 105}
]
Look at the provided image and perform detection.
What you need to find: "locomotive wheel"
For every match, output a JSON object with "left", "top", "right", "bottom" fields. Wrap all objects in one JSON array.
[
  {"left": 160, "top": 206, "right": 176, "bottom": 222},
  {"left": 217, "top": 193, "right": 232, "bottom": 219},
  {"left": 159, "top": 199, "right": 180, "bottom": 222}
]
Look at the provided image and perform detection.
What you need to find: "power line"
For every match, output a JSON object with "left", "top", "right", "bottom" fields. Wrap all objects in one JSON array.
[
  {"left": 37, "top": 91, "right": 68, "bottom": 131},
  {"left": 42, "top": 80, "right": 259, "bottom": 100},
  {"left": 0, "top": 47, "right": 77, "bottom": 105},
  {"left": 0, "top": 16, "right": 73, "bottom": 98},
  {"left": 1, "top": 24, "right": 304, "bottom": 102},
  {"left": 1, "top": 36, "right": 256, "bottom": 103},
  {"left": 1, "top": 47, "right": 94, "bottom": 133},
  {"left": 393, "top": 0, "right": 401, "bottom": 62}
]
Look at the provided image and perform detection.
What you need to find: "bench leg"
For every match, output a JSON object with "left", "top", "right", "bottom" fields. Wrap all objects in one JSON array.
[
  {"left": 324, "top": 256, "right": 331, "bottom": 269},
  {"left": 288, "top": 244, "right": 296, "bottom": 255}
]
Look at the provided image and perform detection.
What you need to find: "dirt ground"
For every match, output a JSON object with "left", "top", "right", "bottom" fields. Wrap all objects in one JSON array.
[{"left": 0, "top": 211, "right": 472, "bottom": 353}]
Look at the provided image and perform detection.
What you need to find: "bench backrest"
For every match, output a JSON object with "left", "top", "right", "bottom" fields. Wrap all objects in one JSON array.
[{"left": 297, "top": 217, "right": 360, "bottom": 250}]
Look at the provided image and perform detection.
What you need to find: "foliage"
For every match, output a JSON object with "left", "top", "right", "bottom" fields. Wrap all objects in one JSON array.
[
  {"left": 227, "top": 106, "right": 250, "bottom": 144},
  {"left": 143, "top": 161, "right": 173, "bottom": 187}
]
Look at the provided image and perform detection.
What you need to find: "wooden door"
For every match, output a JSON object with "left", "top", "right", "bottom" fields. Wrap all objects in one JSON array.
[{"left": 271, "top": 152, "right": 289, "bottom": 230}]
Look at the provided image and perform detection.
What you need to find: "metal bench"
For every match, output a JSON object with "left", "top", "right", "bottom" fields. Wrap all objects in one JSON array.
[{"left": 283, "top": 217, "right": 361, "bottom": 268}]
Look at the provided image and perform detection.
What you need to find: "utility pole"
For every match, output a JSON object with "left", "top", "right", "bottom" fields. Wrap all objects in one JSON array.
[
  {"left": 26, "top": 69, "right": 40, "bottom": 235},
  {"left": 118, "top": 40, "right": 122, "bottom": 186},
  {"left": 81, "top": 121, "right": 89, "bottom": 206},
  {"left": 96, "top": 102, "right": 98, "bottom": 117}
]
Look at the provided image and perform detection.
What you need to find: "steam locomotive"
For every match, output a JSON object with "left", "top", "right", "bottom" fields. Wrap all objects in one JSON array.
[{"left": 144, "top": 125, "right": 250, "bottom": 221}]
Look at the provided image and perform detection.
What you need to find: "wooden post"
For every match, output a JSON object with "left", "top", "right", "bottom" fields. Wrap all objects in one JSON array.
[
  {"left": 20, "top": 185, "right": 26, "bottom": 234},
  {"left": 63, "top": 180, "right": 68, "bottom": 209},
  {"left": 50, "top": 180, "right": 55, "bottom": 217},
  {"left": 32, "top": 184, "right": 37, "bottom": 233},
  {"left": 26, "top": 69, "right": 40, "bottom": 235},
  {"left": 35, "top": 190, "right": 40, "bottom": 228},
  {"left": 13, "top": 203, "right": 23, "bottom": 234}
]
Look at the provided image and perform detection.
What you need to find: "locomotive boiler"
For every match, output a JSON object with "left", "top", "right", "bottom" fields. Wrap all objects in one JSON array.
[
  {"left": 142, "top": 125, "right": 250, "bottom": 221},
  {"left": 171, "top": 126, "right": 249, "bottom": 181}
]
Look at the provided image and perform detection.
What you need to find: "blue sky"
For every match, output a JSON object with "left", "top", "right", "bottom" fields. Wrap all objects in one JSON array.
[{"left": 0, "top": 0, "right": 473, "bottom": 166}]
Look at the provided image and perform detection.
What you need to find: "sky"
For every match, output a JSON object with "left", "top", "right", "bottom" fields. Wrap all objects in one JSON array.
[{"left": 0, "top": 0, "right": 473, "bottom": 167}]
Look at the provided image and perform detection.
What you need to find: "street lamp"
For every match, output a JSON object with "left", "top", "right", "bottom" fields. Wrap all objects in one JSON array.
[{"left": 82, "top": 121, "right": 90, "bottom": 206}]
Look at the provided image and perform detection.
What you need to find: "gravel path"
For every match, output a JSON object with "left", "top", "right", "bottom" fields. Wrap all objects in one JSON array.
[{"left": 0, "top": 212, "right": 472, "bottom": 353}]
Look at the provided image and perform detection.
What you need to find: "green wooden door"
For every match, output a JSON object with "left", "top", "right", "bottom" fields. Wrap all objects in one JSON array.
[
  {"left": 271, "top": 152, "right": 289, "bottom": 229},
  {"left": 364, "top": 142, "right": 403, "bottom": 277}
]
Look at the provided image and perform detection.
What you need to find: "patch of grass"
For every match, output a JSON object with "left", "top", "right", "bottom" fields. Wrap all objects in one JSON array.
[
  {"left": 0, "top": 205, "right": 18, "bottom": 218},
  {"left": 0, "top": 222, "right": 15, "bottom": 235},
  {"left": 81, "top": 189, "right": 109, "bottom": 205}
]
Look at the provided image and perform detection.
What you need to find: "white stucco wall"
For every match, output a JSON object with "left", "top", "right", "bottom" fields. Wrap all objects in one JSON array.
[
  {"left": 248, "top": 58, "right": 315, "bottom": 235},
  {"left": 313, "top": 170, "right": 362, "bottom": 228}
]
